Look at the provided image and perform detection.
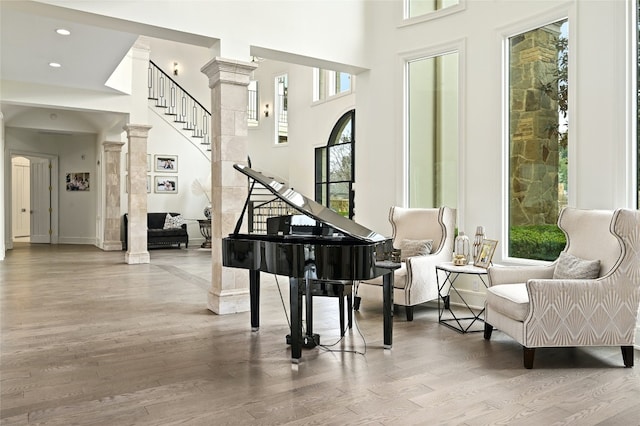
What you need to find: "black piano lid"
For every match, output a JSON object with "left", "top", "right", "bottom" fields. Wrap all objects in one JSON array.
[{"left": 234, "top": 164, "right": 387, "bottom": 243}]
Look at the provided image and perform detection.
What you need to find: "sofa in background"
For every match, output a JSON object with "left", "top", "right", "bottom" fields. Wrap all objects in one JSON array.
[{"left": 123, "top": 212, "right": 189, "bottom": 250}]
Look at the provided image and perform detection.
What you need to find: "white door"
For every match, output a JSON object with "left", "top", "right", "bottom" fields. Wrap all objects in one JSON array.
[
  {"left": 30, "top": 157, "right": 51, "bottom": 243},
  {"left": 11, "top": 156, "right": 30, "bottom": 239}
]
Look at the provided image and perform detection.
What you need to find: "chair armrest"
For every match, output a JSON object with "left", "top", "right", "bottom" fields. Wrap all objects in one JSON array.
[
  {"left": 487, "top": 264, "right": 554, "bottom": 286},
  {"left": 404, "top": 250, "right": 452, "bottom": 290},
  {"left": 524, "top": 278, "right": 639, "bottom": 346}
]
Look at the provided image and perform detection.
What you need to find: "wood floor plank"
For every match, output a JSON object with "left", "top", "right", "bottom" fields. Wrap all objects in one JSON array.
[{"left": 1, "top": 243, "right": 639, "bottom": 425}]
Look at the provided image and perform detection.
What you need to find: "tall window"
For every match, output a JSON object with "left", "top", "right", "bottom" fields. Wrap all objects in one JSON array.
[
  {"left": 315, "top": 110, "right": 355, "bottom": 218},
  {"left": 313, "top": 68, "right": 352, "bottom": 102},
  {"left": 406, "top": 0, "right": 459, "bottom": 19},
  {"left": 508, "top": 19, "right": 568, "bottom": 260},
  {"left": 247, "top": 80, "right": 258, "bottom": 127},
  {"left": 275, "top": 74, "right": 288, "bottom": 144},
  {"left": 406, "top": 51, "right": 458, "bottom": 209}
]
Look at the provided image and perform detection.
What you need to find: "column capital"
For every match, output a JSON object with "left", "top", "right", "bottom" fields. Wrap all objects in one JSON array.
[
  {"left": 123, "top": 124, "right": 152, "bottom": 138},
  {"left": 201, "top": 57, "right": 257, "bottom": 88},
  {"left": 102, "top": 141, "right": 125, "bottom": 152}
]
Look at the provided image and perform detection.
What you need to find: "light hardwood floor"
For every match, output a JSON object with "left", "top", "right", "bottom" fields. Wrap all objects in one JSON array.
[{"left": 1, "top": 243, "right": 639, "bottom": 425}]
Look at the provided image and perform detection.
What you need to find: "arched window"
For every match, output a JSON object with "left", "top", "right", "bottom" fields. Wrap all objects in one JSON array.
[{"left": 315, "top": 110, "right": 355, "bottom": 218}]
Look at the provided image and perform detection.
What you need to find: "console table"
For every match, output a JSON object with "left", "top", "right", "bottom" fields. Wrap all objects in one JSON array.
[{"left": 436, "top": 262, "right": 489, "bottom": 333}]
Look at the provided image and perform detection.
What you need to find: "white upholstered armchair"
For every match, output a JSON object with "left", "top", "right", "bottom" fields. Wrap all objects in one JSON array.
[
  {"left": 354, "top": 206, "right": 455, "bottom": 321},
  {"left": 485, "top": 208, "right": 640, "bottom": 368}
]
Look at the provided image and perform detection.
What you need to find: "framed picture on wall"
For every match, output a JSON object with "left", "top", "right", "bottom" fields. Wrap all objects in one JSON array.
[
  {"left": 155, "top": 176, "right": 178, "bottom": 193},
  {"left": 154, "top": 155, "right": 178, "bottom": 172},
  {"left": 66, "top": 172, "right": 90, "bottom": 191}
]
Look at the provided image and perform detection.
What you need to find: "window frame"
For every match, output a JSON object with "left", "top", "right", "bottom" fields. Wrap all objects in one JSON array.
[
  {"left": 312, "top": 68, "right": 353, "bottom": 104},
  {"left": 633, "top": 0, "right": 639, "bottom": 209},
  {"left": 400, "top": 0, "right": 466, "bottom": 27},
  {"left": 314, "top": 110, "right": 356, "bottom": 219},
  {"left": 401, "top": 40, "right": 465, "bottom": 223},
  {"left": 274, "top": 73, "right": 288, "bottom": 145},
  {"left": 500, "top": 12, "right": 572, "bottom": 264}
]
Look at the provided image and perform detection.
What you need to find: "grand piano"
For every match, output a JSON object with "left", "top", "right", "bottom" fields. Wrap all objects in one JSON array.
[{"left": 222, "top": 164, "right": 398, "bottom": 363}]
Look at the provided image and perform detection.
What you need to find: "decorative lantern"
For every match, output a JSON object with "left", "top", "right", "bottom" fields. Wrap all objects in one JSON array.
[
  {"left": 454, "top": 231, "right": 471, "bottom": 265},
  {"left": 473, "top": 226, "right": 485, "bottom": 260}
]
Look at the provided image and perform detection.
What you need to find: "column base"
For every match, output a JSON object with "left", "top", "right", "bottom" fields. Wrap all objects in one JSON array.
[
  {"left": 102, "top": 241, "right": 123, "bottom": 251},
  {"left": 207, "top": 288, "right": 250, "bottom": 314},
  {"left": 125, "top": 250, "right": 150, "bottom": 264}
]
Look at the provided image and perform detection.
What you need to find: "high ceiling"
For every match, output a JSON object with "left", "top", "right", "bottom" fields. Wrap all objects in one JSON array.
[
  {"left": 1, "top": 2, "right": 139, "bottom": 93},
  {"left": 0, "top": 1, "right": 215, "bottom": 134}
]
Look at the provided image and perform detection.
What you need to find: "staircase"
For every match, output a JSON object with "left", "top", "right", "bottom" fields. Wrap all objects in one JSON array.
[
  {"left": 148, "top": 61, "right": 298, "bottom": 232},
  {"left": 147, "top": 60, "right": 211, "bottom": 156}
]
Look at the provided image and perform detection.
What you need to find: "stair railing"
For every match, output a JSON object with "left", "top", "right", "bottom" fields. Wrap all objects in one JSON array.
[{"left": 147, "top": 60, "right": 211, "bottom": 149}]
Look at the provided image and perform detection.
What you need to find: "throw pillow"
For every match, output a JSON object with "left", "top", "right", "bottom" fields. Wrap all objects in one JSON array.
[
  {"left": 399, "top": 239, "right": 433, "bottom": 261},
  {"left": 553, "top": 252, "right": 600, "bottom": 279},
  {"left": 163, "top": 213, "right": 184, "bottom": 229}
]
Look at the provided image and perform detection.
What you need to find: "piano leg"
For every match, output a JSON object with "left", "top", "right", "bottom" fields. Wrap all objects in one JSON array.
[
  {"left": 289, "top": 277, "right": 303, "bottom": 363},
  {"left": 249, "top": 270, "right": 260, "bottom": 331},
  {"left": 382, "top": 271, "right": 394, "bottom": 349}
]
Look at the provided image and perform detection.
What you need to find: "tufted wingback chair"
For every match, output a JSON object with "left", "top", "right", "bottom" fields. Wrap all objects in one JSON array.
[
  {"left": 354, "top": 206, "right": 455, "bottom": 321},
  {"left": 485, "top": 208, "right": 640, "bottom": 368}
]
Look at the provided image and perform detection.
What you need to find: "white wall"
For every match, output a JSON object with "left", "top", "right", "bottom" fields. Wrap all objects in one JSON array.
[
  {"left": 40, "top": 0, "right": 369, "bottom": 70},
  {"left": 147, "top": 38, "right": 212, "bottom": 110},
  {"left": 355, "top": 0, "right": 635, "bottom": 247},
  {"left": 5, "top": 128, "right": 97, "bottom": 244},
  {"left": 123, "top": 107, "right": 212, "bottom": 243},
  {"left": 20, "top": 0, "right": 633, "bottom": 244},
  {"left": 247, "top": 59, "right": 357, "bottom": 199}
]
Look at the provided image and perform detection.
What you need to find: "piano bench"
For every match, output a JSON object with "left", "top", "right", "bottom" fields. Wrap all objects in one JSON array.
[{"left": 308, "top": 280, "right": 353, "bottom": 336}]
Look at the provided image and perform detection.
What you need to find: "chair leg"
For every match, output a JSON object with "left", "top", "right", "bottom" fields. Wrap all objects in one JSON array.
[
  {"left": 406, "top": 306, "right": 414, "bottom": 321},
  {"left": 523, "top": 347, "right": 535, "bottom": 369},
  {"left": 621, "top": 346, "right": 634, "bottom": 367},
  {"left": 353, "top": 296, "right": 361, "bottom": 311},
  {"left": 483, "top": 322, "right": 493, "bottom": 340}
]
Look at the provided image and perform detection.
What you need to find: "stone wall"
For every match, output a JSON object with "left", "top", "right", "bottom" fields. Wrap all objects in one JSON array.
[{"left": 509, "top": 24, "right": 562, "bottom": 226}]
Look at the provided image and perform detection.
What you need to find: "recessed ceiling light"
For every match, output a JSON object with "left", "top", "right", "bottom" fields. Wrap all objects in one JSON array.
[
  {"left": 49, "top": 62, "right": 62, "bottom": 68},
  {"left": 56, "top": 28, "right": 71, "bottom": 36}
]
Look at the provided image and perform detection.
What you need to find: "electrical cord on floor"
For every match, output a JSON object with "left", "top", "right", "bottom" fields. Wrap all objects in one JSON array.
[
  {"left": 274, "top": 274, "right": 291, "bottom": 329},
  {"left": 274, "top": 274, "right": 367, "bottom": 357}
]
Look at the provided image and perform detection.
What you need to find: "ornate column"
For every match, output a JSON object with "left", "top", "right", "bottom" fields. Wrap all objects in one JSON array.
[
  {"left": 124, "top": 124, "right": 152, "bottom": 264},
  {"left": 102, "top": 141, "right": 125, "bottom": 251},
  {"left": 201, "top": 58, "right": 257, "bottom": 314}
]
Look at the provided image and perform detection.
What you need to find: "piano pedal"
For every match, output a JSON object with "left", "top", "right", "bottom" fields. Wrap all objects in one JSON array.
[{"left": 286, "top": 333, "right": 320, "bottom": 348}]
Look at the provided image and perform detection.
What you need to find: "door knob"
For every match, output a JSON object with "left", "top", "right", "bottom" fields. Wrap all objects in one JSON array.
[{"left": 21, "top": 208, "right": 26, "bottom": 212}]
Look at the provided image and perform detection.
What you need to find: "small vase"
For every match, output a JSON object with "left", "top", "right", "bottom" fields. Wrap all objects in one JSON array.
[{"left": 203, "top": 204, "right": 212, "bottom": 220}]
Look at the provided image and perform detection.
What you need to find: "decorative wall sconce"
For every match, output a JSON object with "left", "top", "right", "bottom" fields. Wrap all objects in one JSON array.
[
  {"left": 173, "top": 62, "right": 179, "bottom": 76},
  {"left": 264, "top": 104, "right": 269, "bottom": 117}
]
